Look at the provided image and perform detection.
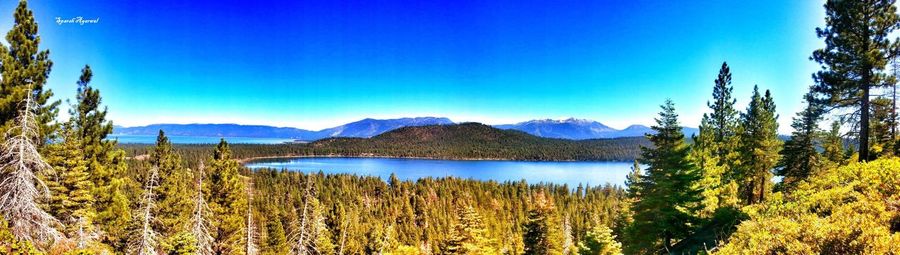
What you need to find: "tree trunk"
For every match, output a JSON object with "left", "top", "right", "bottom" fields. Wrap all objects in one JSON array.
[
  {"left": 758, "top": 174, "right": 766, "bottom": 203},
  {"left": 861, "top": 84, "right": 871, "bottom": 162}
]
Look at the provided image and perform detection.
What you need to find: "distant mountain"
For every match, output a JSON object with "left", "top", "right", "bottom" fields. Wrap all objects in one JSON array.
[
  {"left": 493, "top": 118, "right": 617, "bottom": 140},
  {"left": 113, "top": 117, "right": 454, "bottom": 141},
  {"left": 114, "top": 117, "right": 701, "bottom": 142},
  {"left": 614, "top": 124, "right": 654, "bottom": 138},
  {"left": 317, "top": 117, "right": 453, "bottom": 138},
  {"left": 309, "top": 123, "right": 649, "bottom": 161},
  {"left": 495, "top": 118, "right": 701, "bottom": 139},
  {"left": 112, "top": 123, "right": 319, "bottom": 140}
]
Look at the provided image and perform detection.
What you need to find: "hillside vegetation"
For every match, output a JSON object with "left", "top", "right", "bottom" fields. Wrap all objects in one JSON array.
[
  {"left": 307, "top": 123, "right": 647, "bottom": 161},
  {"left": 118, "top": 123, "right": 650, "bottom": 163}
]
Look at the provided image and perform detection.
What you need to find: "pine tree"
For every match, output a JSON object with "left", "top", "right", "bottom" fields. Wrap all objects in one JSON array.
[
  {"left": 692, "top": 62, "right": 742, "bottom": 216},
  {"left": 443, "top": 205, "right": 499, "bottom": 254},
  {"left": 626, "top": 99, "right": 702, "bottom": 253},
  {"left": 869, "top": 97, "right": 895, "bottom": 158},
  {"left": 0, "top": 0, "right": 60, "bottom": 144},
  {"left": 703, "top": 62, "right": 740, "bottom": 167},
  {"left": 576, "top": 225, "right": 622, "bottom": 255},
  {"left": 822, "top": 121, "right": 848, "bottom": 165},
  {"left": 95, "top": 149, "right": 131, "bottom": 251},
  {"left": 67, "top": 66, "right": 129, "bottom": 234},
  {"left": 738, "top": 86, "right": 781, "bottom": 204},
  {"left": 150, "top": 130, "right": 194, "bottom": 252},
  {"left": 811, "top": 0, "right": 900, "bottom": 162},
  {"left": 778, "top": 92, "right": 823, "bottom": 189},
  {"left": 263, "top": 209, "right": 288, "bottom": 255},
  {"left": 45, "top": 124, "right": 94, "bottom": 232},
  {"left": 523, "top": 191, "right": 563, "bottom": 255},
  {"left": 624, "top": 161, "right": 640, "bottom": 199},
  {"left": 209, "top": 139, "right": 248, "bottom": 254}
]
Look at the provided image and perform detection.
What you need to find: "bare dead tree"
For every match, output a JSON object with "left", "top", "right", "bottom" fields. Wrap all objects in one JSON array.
[
  {"left": 191, "top": 162, "right": 213, "bottom": 255},
  {"left": 0, "top": 89, "right": 61, "bottom": 245},
  {"left": 130, "top": 167, "right": 159, "bottom": 255},
  {"left": 74, "top": 216, "right": 98, "bottom": 250},
  {"left": 289, "top": 175, "right": 316, "bottom": 255},
  {"left": 246, "top": 179, "right": 258, "bottom": 255},
  {"left": 337, "top": 210, "right": 350, "bottom": 255},
  {"left": 561, "top": 215, "right": 573, "bottom": 255}
]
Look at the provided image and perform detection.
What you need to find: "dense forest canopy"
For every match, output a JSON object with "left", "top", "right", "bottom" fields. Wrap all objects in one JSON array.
[{"left": 0, "top": 0, "right": 899, "bottom": 254}]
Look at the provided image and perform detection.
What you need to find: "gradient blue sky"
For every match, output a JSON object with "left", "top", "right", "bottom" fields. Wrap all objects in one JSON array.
[{"left": 0, "top": 1, "right": 826, "bottom": 131}]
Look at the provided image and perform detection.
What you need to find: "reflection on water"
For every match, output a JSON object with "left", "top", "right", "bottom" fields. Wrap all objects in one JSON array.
[{"left": 245, "top": 157, "right": 635, "bottom": 188}]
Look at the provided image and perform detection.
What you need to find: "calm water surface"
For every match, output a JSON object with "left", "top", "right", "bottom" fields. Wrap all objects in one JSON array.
[{"left": 245, "top": 157, "right": 634, "bottom": 187}]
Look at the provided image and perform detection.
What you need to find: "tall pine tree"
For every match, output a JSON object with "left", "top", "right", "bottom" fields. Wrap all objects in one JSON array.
[
  {"left": 811, "top": 0, "right": 899, "bottom": 162},
  {"left": 209, "top": 139, "right": 248, "bottom": 254},
  {"left": 523, "top": 191, "right": 563, "bottom": 255},
  {"left": 778, "top": 91, "right": 823, "bottom": 189},
  {"left": 45, "top": 123, "right": 94, "bottom": 232},
  {"left": 150, "top": 130, "right": 194, "bottom": 249},
  {"left": 0, "top": 0, "right": 59, "bottom": 143},
  {"left": 738, "top": 86, "right": 781, "bottom": 204},
  {"left": 67, "top": 65, "right": 133, "bottom": 250},
  {"left": 692, "top": 62, "right": 742, "bottom": 216},
  {"left": 626, "top": 99, "right": 702, "bottom": 253}
]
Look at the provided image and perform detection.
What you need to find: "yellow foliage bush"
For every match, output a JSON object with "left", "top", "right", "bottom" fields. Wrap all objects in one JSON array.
[{"left": 716, "top": 159, "right": 900, "bottom": 254}]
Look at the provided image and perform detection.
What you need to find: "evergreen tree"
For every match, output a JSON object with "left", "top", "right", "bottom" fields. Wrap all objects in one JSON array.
[
  {"left": 209, "top": 139, "right": 248, "bottom": 254},
  {"left": 778, "top": 92, "right": 823, "bottom": 189},
  {"left": 626, "top": 99, "right": 702, "bottom": 253},
  {"left": 67, "top": 66, "right": 130, "bottom": 232},
  {"left": 523, "top": 191, "right": 563, "bottom": 255},
  {"left": 443, "top": 205, "right": 499, "bottom": 254},
  {"left": 45, "top": 124, "right": 94, "bottom": 232},
  {"left": 150, "top": 131, "right": 193, "bottom": 248},
  {"left": 738, "top": 86, "right": 781, "bottom": 204},
  {"left": 624, "top": 161, "right": 640, "bottom": 198},
  {"left": 811, "top": 0, "right": 900, "bottom": 162},
  {"left": 576, "top": 225, "right": 622, "bottom": 255},
  {"left": 692, "top": 62, "right": 742, "bottom": 216},
  {"left": 703, "top": 62, "right": 740, "bottom": 167},
  {"left": 263, "top": 210, "right": 288, "bottom": 255},
  {"left": 95, "top": 149, "right": 131, "bottom": 251},
  {"left": 869, "top": 97, "right": 895, "bottom": 158},
  {"left": 0, "top": 0, "right": 59, "bottom": 143},
  {"left": 822, "top": 121, "right": 848, "bottom": 165}
]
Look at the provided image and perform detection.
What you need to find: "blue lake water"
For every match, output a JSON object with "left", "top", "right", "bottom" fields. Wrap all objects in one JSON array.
[
  {"left": 244, "top": 157, "right": 634, "bottom": 187},
  {"left": 109, "top": 134, "right": 294, "bottom": 144}
]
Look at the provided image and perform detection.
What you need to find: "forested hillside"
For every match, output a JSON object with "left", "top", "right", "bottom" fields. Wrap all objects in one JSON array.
[{"left": 303, "top": 123, "right": 645, "bottom": 161}]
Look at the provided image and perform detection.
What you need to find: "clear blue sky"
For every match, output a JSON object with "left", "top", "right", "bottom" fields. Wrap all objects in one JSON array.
[{"left": 0, "top": 1, "right": 826, "bottom": 132}]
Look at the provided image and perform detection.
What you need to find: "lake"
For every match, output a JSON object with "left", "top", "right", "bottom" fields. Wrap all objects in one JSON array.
[
  {"left": 244, "top": 157, "right": 635, "bottom": 187},
  {"left": 109, "top": 134, "right": 295, "bottom": 144}
]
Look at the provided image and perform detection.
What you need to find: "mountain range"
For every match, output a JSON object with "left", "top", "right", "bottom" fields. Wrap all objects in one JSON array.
[
  {"left": 494, "top": 118, "right": 699, "bottom": 139},
  {"left": 113, "top": 117, "right": 699, "bottom": 141}
]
